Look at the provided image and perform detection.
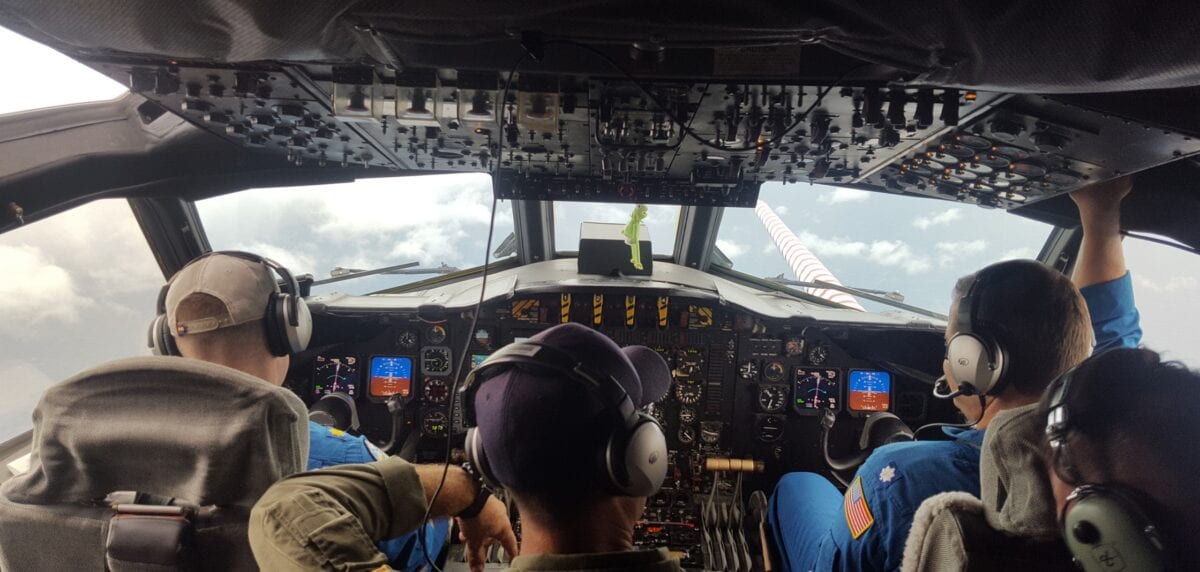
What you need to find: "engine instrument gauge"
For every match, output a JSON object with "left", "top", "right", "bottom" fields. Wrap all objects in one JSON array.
[
  {"left": 784, "top": 337, "right": 806, "bottom": 357},
  {"left": 699, "top": 421, "right": 722, "bottom": 445},
  {"left": 423, "top": 378, "right": 450, "bottom": 404},
  {"left": 421, "top": 346, "right": 452, "bottom": 375},
  {"left": 672, "top": 347, "right": 705, "bottom": 380},
  {"left": 763, "top": 361, "right": 787, "bottom": 383},
  {"left": 677, "top": 426, "right": 696, "bottom": 445},
  {"left": 756, "top": 415, "right": 786, "bottom": 442},
  {"left": 425, "top": 323, "right": 448, "bottom": 344},
  {"left": 313, "top": 356, "right": 358, "bottom": 397},
  {"left": 421, "top": 410, "right": 449, "bottom": 438},
  {"left": 674, "top": 382, "right": 703, "bottom": 405},
  {"left": 793, "top": 367, "right": 842, "bottom": 412},
  {"left": 757, "top": 384, "right": 788, "bottom": 413},
  {"left": 396, "top": 330, "right": 418, "bottom": 349},
  {"left": 738, "top": 360, "right": 760, "bottom": 381},
  {"left": 806, "top": 343, "right": 830, "bottom": 365},
  {"left": 473, "top": 327, "right": 493, "bottom": 349},
  {"left": 678, "top": 407, "right": 697, "bottom": 425}
]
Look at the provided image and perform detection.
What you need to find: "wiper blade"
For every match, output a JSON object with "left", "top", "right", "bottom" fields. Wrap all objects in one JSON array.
[
  {"left": 312, "top": 262, "right": 460, "bottom": 286},
  {"left": 767, "top": 276, "right": 948, "bottom": 321}
]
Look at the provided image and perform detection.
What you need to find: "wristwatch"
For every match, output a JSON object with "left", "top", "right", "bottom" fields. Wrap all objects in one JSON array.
[{"left": 456, "top": 462, "right": 492, "bottom": 519}]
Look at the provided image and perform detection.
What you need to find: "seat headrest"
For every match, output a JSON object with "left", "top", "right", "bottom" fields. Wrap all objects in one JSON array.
[
  {"left": 1, "top": 357, "right": 308, "bottom": 508},
  {"left": 979, "top": 403, "right": 1058, "bottom": 538}
]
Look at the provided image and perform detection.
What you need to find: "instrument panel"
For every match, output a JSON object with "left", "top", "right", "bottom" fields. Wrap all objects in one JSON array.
[{"left": 287, "top": 291, "right": 951, "bottom": 570}]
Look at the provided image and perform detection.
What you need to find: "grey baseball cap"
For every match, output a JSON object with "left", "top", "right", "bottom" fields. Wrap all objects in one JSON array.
[{"left": 165, "top": 254, "right": 275, "bottom": 337}]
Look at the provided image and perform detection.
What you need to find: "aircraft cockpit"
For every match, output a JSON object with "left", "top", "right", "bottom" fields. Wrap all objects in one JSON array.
[{"left": 1, "top": 3, "right": 1198, "bottom": 571}]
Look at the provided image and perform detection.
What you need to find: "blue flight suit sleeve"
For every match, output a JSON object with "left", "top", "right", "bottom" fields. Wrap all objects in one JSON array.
[{"left": 1080, "top": 271, "right": 1142, "bottom": 352}]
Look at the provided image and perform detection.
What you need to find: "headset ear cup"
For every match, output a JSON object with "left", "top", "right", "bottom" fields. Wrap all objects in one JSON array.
[
  {"left": 288, "top": 296, "right": 312, "bottom": 354},
  {"left": 947, "top": 333, "right": 1001, "bottom": 396},
  {"left": 465, "top": 428, "right": 501, "bottom": 490},
  {"left": 263, "top": 293, "right": 290, "bottom": 357},
  {"left": 148, "top": 315, "right": 180, "bottom": 356},
  {"left": 1062, "top": 490, "right": 1168, "bottom": 572},
  {"left": 606, "top": 414, "right": 668, "bottom": 497}
]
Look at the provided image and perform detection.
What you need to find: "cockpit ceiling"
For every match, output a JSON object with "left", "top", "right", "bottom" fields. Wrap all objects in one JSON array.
[{"left": 4, "top": 1, "right": 1200, "bottom": 93}]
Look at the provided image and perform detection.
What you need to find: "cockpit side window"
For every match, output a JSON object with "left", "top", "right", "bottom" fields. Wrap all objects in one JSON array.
[
  {"left": 0, "top": 199, "right": 161, "bottom": 442},
  {"left": 1124, "top": 236, "right": 1199, "bottom": 366}
]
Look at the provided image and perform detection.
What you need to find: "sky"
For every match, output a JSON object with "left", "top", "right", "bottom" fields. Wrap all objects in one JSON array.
[{"left": 1, "top": 26, "right": 1197, "bottom": 441}]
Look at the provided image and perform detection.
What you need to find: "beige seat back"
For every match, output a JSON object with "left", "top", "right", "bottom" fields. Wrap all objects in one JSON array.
[
  {"left": 0, "top": 356, "right": 308, "bottom": 570},
  {"left": 902, "top": 404, "right": 1072, "bottom": 571}
]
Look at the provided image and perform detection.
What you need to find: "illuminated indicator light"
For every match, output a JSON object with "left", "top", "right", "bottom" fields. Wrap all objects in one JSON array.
[{"left": 964, "top": 91, "right": 978, "bottom": 101}]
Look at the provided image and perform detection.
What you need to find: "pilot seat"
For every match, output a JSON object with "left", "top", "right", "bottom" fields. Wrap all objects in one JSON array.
[
  {"left": 0, "top": 356, "right": 308, "bottom": 571},
  {"left": 901, "top": 404, "right": 1074, "bottom": 571}
]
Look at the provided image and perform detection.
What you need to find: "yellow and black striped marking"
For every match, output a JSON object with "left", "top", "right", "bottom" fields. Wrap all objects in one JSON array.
[
  {"left": 560, "top": 293, "right": 572, "bottom": 323},
  {"left": 657, "top": 296, "right": 670, "bottom": 330},
  {"left": 697, "top": 306, "right": 714, "bottom": 328},
  {"left": 511, "top": 299, "right": 540, "bottom": 323},
  {"left": 592, "top": 294, "right": 605, "bottom": 326},
  {"left": 625, "top": 295, "right": 637, "bottom": 329}
]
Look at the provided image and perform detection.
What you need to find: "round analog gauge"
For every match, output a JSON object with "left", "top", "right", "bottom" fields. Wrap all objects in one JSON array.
[
  {"left": 738, "top": 360, "right": 760, "bottom": 381},
  {"left": 807, "top": 344, "right": 830, "bottom": 365},
  {"left": 473, "top": 327, "right": 493, "bottom": 349},
  {"left": 763, "top": 361, "right": 787, "bottom": 383},
  {"left": 678, "top": 406, "right": 697, "bottom": 425},
  {"left": 423, "top": 378, "right": 449, "bottom": 404},
  {"left": 646, "top": 403, "right": 666, "bottom": 425},
  {"left": 677, "top": 426, "right": 696, "bottom": 445},
  {"left": 425, "top": 324, "right": 448, "bottom": 345},
  {"left": 1010, "top": 162, "right": 1047, "bottom": 179},
  {"left": 784, "top": 337, "right": 806, "bottom": 357},
  {"left": 396, "top": 330, "right": 418, "bottom": 349},
  {"left": 756, "top": 416, "right": 786, "bottom": 443},
  {"left": 674, "top": 382, "right": 703, "bottom": 405},
  {"left": 757, "top": 385, "right": 788, "bottom": 413},
  {"left": 313, "top": 356, "right": 358, "bottom": 397},
  {"left": 421, "top": 410, "right": 449, "bottom": 438},
  {"left": 699, "top": 422, "right": 721, "bottom": 445},
  {"left": 672, "top": 348, "right": 705, "bottom": 380}
]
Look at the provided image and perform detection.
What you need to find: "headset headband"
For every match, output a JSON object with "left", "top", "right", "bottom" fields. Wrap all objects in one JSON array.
[
  {"left": 460, "top": 341, "right": 639, "bottom": 429},
  {"left": 956, "top": 265, "right": 995, "bottom": 338}
]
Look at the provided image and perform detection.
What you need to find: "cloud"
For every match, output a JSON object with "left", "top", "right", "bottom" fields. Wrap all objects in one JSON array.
[
  {"left": 999, "top": 247, "right": 1036, "bottom": 261},
  {"left": 0, "top": 244, "right": 94, "bottom": 333},
  {"left": 912, "top": 208, "right": 964, "bottom": 230},
  {"left": 1135, "top": 275, "right": 1199, "bottom": 293},
  {"left": 774, "top": 205, "right": 789, "bottom": 216},
  {"left": 797, "top": 232, "right": 931, "bottom": 275},
  {"left": 715, "top": 239, "right": 747, "bottom": 258},
  {"left": 935, "top": 239, "right": 988, "bottom": 267},
  {"left": 817, "top": 188, "right": 871, "bottom": 205}
]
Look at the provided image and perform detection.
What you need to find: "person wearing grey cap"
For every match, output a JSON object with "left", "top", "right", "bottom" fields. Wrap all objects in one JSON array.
[
  {"left": 248, "top": 322, "right": 683, "bottom": 572},
  {"left": 151, "top": 251, "right": 450, "bottom": 567}
]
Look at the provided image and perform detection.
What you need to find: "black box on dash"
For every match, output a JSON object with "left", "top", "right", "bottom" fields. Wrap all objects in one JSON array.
[{"left": 577, "top": 222, "right": 653, "bottom": 277}]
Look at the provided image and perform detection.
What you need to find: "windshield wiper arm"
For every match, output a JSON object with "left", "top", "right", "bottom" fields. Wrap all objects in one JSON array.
[
  {"left": 312, "top": 262, "right": 460, "bottom": 286},
  {"left": 767, "top": 276, "right": 948, "bottom": 321}
]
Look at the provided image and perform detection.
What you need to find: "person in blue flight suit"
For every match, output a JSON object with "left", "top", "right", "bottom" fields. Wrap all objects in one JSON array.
[
  {"left": 308, "top": 422, "right": 451, "bottom": 569},
  {"left": 159, "top": 252, "right": 446, "bottom": 570},
  {"left": 768, "top": 177, "right": 1142, "bottom": 571}
]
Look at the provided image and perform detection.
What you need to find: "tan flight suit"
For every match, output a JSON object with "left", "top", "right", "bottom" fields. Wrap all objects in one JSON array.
[{"left": 248, "top": 456, "right": 682, "bottom": 571}]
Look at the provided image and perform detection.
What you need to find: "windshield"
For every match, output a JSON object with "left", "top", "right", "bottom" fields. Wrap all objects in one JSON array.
[
  {"left": 554, "top": 202, "right": 680, "bottom": 256},
  {"left": 196, "top": 174, "right": 514, "bottom": 296},
  {"left": 0, "top": 26, "right": 126, "bottom": 115},
  {"left": 716, "top": 182, "right": 1054, "bottom": 316}
]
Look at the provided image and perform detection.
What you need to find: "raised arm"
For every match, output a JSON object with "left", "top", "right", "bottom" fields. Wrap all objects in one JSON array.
[
  {"left": 1070, "top": 176, "right": 1142, "bottom": 350},
  {"left": 249, "top": 457, "right": 516, "bottom": 571}
]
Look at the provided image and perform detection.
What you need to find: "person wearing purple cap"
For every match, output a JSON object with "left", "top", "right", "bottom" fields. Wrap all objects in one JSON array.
[{"left": 249, "top": 323, "right": 682, "bottom": 571}]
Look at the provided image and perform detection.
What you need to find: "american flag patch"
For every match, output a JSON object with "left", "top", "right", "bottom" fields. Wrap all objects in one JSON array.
[{"left": 845, "top": 476, "right": 875, "bottom": 539}]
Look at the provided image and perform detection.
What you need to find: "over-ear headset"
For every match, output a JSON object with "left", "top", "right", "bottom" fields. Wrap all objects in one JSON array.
[
  {"left": 147, "top": 250, "right": 312, "bottom": 357},
  {"left": 1045, "top": 368, "right": 1170, "bottom": 572},
  {"left": 944, "top": 266, "right": 1009, "bottom": 397},
  {"left": 460, "top": 341, "right": 668, "bottom": 497}
]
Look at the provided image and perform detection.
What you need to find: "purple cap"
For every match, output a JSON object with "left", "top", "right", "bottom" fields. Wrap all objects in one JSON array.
[{"left": 473, "top": 323, "right": 671, "bottom": 492}]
